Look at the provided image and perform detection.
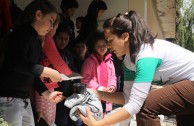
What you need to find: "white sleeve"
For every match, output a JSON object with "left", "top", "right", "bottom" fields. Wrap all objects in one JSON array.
[{"left": 123, "top": 82, "right": 151, "bottom": 116}]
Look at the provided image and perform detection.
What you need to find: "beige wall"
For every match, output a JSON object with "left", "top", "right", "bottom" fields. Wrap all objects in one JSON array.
[
  {"left": 14, "top": 0, "right": 164, "bottom": 38},
  {"left": 14, "top": 0, "right": 128, "bottom": 36},
  {"left": 128, "top": 0, "right": 164, "bottom": 38}
]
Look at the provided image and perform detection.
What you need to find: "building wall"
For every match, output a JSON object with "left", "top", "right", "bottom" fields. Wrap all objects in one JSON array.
[
  {"left": 14, "top": 0, "right": 165, "bottom": 38},
  {"left": 128, "top": 0, "right": 164, "bottom": 38}
]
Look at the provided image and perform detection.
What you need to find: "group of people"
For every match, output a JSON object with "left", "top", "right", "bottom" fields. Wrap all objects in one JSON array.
[{"left": 1, "top": 0, "right": 194, "bottom": 126}]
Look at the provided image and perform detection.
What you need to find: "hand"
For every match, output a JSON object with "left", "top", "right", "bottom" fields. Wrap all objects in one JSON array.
[
  {"left": 41, "top": 67, "right": 63, "bottom": 82},
  {"left": 79, "top": 107, "right": 98, "bottom": 126},
  {"left": 102, "top": 87, "right": 108, "bottom": 92},
  {"left": 88, "top": 89, "right": 99, "bottom": 98},
  {"left": 108, "top": 86, "right": 115, "bottom": 92},
  {"left": 42, "top": 90, "right": 65, "bottom": 103},
  {"left": 37, "top": 111, "right": 43, "bottom": 122},
  {"left": 49, "top": 91, "right": 65, "bottom": 103}
]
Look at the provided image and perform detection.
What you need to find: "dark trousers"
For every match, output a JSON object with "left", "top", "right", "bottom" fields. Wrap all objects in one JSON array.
[{"left": 136, "top": 80, "right": 194, "bottom": 126}]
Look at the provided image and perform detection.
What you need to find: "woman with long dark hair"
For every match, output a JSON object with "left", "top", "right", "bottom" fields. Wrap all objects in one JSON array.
[
  {"left": 78, "top": 0, "right": 107, "bottom": 40},
  {"left": 80, "top": 10, "right": 194, "bottom": 126}
]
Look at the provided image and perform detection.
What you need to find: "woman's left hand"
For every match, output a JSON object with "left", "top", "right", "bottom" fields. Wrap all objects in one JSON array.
[{"left": 79, "top": 107, "right": 98, "bottom": 126}]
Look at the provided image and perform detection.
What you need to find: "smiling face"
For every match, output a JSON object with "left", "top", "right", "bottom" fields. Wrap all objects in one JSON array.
[
  {"left": 74, "top": 42, "right": 87, "bottom": 57},
  {"left": 104, "top": 29, "right": 129, "bottom": 58},
  {"left": 94, "top": 39, "right": 107, "bottom": 58},
  {"left": 33, "top": 11, "right": 57, "bottom": 36}
]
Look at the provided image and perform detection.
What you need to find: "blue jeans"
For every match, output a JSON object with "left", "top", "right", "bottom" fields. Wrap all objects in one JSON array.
[{"left": 0, "top": 97, "right": 35, "bottom": 126}]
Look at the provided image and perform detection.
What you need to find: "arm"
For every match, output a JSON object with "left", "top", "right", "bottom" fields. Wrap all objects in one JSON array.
[
  {"left": 107, "top": 60, "right": 117, "bottom": 92},
  {"left": 80, "top": 58, "right": 161, "bottom": 126},
  {"left": 40, "top": 67, "right": 62, "bottom": 82},
  {"left": 1, "top": 0, "right": 12, "bottom": 33},
  {"left": 81, "top": 59, "right": 100, "bottom": 89},
  {"left": 43, "top": 35, "right": 72, "bottom": 75}
]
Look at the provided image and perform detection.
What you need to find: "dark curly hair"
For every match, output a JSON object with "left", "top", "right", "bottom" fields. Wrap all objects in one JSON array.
[{"left": 60, "top": 0, "right": 79, "bottom": 11}]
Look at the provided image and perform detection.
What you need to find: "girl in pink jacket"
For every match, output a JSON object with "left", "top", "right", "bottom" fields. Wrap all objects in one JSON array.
[{"left": 81, "top": 30, "right": 117, "bottom": 113}]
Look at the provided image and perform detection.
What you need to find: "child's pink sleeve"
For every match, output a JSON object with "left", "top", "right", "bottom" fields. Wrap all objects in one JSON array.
[
  {"left": 43, "top": 35, "right": 72, "bottom": 75},
  {"left": 81, "top": 59, "right": 99, "bottom": 89}
]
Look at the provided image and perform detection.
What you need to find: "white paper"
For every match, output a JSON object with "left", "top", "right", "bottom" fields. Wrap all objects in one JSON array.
[{"left": 61, "top": 74, "right": 83, "bottom": 81}]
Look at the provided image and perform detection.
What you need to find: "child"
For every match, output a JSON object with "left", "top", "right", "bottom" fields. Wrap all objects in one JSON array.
[
  {"left": 81, "top": 30, "right": 117, "bottom": 114},
  {"left": 59, "top": 0, "right": 79, "bottom": 51},
  {"left": 0, "top": 0, "right": 64, "bottom": 126},
  {"left": 34, "top": 15, "right": 73, "bottom": 126},
  {"left": 76, "top": 16, "right": 84, "bottom": 34},
  {"left": 53, "top": 22, "right": 82, "bottom": 126},
  {"left": 78, "top": 0, "right": 107, "bottom": 40},
  {"left": 73, "top": 36, "right": 89, "bottom": 73}
]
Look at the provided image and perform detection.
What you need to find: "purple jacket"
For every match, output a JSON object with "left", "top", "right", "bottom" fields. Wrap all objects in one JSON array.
[{"left": 81, "top": 53, "right": 117, "bottom": 111}]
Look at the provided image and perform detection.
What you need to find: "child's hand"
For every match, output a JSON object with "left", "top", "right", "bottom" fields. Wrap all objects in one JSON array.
[
  {"left": 42, "top": 90, "right": 65, "bottom": 103},
  {"left": 108, "top": 86, "right": 115, "bottom": 92},
  {"left": 102, "top": 87, "right": 108, "bottom": 92}
]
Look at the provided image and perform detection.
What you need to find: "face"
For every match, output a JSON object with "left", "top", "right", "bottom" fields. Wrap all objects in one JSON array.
[
  {"left": 48, "top": 24, "right": 58, "bottom": 37},
  {"left": 65, "top": 8, "right": 76, "bottom": 17},
  {"left": 54, "top": 32, "right": 69, "bottom": 50},
  {"left": 74, "top": 43, "right": 87, "bottom": 56},
  {"left": 94, "top": 39, "right": 107, "bottom": 58},
  {"left": 76, "top": 20, "right": 82, "bottom": 29},
  {"left": 98, "top": 10, "right": 105, "bottom": 18},
  {"left": 104, "top": 29, "right": 129, "bottom": 58},
  {"left": 33, "top": 11, "right": 57, "bottom": 36}
]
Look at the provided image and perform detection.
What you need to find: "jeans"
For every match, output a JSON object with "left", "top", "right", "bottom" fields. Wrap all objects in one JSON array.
[
  {"left": 0, "top": 97, "right": 35, "bottom": 126},
  {"left": 136, "top": 80, "right": 194, "bottom": 126}
]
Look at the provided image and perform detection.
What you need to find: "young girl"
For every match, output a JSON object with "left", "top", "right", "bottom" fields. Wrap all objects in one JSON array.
[
  {"left": 0, "top": 0, "right": 64, "bottom": 126},
  {"left": 53, "top": 22, "right": 82, "bottom": 126},
  {"left": 59, "top": 0, "right": 79, "bottom": 51},
  {"left": 34, "top": 15, "right": 73, "bottom": 126},
  {"left": 81, "top": 30, "right": 117, "bottom": 114},
  {"left": 73, "top": 36, "right": 89, "bottom": 73},
  {"left": 78, "top": 0, "right": 107, "bottom": 40}
]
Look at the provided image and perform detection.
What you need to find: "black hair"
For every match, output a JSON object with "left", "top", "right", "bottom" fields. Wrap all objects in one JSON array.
[
  {"left": 54, "top": 22, "right": 70, "bottom": 37},
  {"left": 76, "top": 16, "right": 84, "bottom": 23},
  {"left": 87, "top": 0, "right": 107, "bottom": 18},
  {"left": 53, "top": 14, "right": 61, "bottom": 26},
  {"left": 60, "top": 0, "right": 79, "bottom": 11},
  {"left": 14, "top": 0, "right": 57, "bottom": 28},
  {"left": 86, "top": 30, "right": 106, "bottom": 53},
  {"left": 103, "top": 10, "right": 156, "bottom": 63},
  {"left": 75, "top": 35, "right": 86, "bottom": 44}
]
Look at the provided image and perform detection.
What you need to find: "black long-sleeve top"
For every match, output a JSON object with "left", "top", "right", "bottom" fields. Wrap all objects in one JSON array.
[{"left": 0, "top": 25, "right": 47, "bottom": 98}]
